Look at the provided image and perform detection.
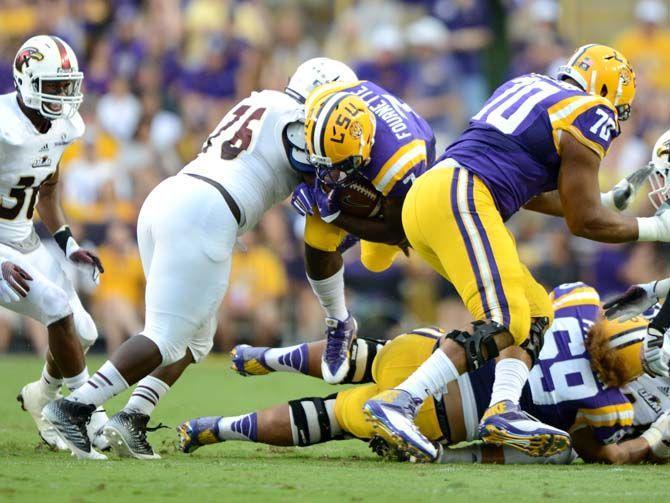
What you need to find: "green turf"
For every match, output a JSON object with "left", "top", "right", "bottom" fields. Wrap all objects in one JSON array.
[{"left": 2, "top": 354, "right": 670, "bottom": 502}]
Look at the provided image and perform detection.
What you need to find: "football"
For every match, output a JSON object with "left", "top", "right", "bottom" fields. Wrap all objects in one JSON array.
[{"left": 334, "top": 178, "right": 383, "bottom": 218}]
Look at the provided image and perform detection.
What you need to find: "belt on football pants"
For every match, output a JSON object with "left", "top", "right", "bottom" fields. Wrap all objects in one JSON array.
[{"left": 185, "top": 173, "right": 241, "bottom": 225}]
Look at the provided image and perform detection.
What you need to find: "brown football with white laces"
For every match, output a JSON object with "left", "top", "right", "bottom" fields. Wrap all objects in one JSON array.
[{"left": 333, "top": 178, "right": 383, "bottom": 218}]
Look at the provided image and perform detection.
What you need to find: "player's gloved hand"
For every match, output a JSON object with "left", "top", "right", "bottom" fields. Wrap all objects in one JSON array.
[
  {"left": 637, "top": 201, "right": 670, "bottom": 242},
  {"left": 312, "top": 183, "right": 340, "bottom": 223},
  {"left": 0, "top": 259, "right": 32, "bottom": 303},
  {"left": 53, "top": 225, "right": 104, "bottom": 284},
  {"left": 601, "top": 163, "right": 654, "bottom": 211},
  {"left": 642, "top": 326, "right": 670, "bottom": 377},
  {"left": 603, "top": 282, "right": 659, "bottom": 321},
  {"left": 642, "top": 410, "right": 670, "bottom": 459},
  {"left": 291, "top": 182, "right": 315, "bottom": 217}
]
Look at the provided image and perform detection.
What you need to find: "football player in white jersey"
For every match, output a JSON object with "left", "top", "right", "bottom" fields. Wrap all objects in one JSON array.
[
  {"left": 43, "top": 58, "right": 360, "bottom": 459},
  {"left": 2, "top": 35, "right": 106, "bottom": 454}
]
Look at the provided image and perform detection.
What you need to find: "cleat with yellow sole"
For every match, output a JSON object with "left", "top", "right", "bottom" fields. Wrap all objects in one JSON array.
[{"left": 478, "top": 400, "right": 571, "bottom": 457}]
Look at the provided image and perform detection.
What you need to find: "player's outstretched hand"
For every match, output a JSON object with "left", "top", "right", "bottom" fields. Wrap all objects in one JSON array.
[
  {"left": 68, "top": 248, "right": 104, "bottom": 284},
  {"left": 642, "top": 409, "right": 670, "bottom": 459},
  {"left": 604, "top": 163, "right": 655, "bottom": 211},
  {"left": 603, "top": 282, "right": 658, "bottom": 321},
  {"left": 0, "top": 259, "right": 32, "bottom": 303}
]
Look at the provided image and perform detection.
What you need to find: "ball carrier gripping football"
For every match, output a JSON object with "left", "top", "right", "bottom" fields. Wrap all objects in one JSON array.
[{"left": 289, "top": 81, "right": 435, "bottom": 384}]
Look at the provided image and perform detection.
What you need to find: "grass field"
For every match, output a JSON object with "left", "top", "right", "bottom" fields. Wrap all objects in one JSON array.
[{"left": 2, "top": 354, "right": 670, "bottom": 502}]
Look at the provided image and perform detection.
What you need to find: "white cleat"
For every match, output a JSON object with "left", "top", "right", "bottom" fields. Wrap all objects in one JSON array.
[
  {"left": 88, "top": 407, "right": 111, "bottom": 451},
  {"left": 17, "top": 381, "right": 68, "bottom": 451}
]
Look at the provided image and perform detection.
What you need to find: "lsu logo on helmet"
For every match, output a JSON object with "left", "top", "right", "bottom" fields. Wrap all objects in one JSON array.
[{"left": 304, "top": 85, "right": 376, "bottom": 187}]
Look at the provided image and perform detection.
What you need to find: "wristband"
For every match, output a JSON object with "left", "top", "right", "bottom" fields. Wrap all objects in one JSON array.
[
  {"left": 53, "top": 225, "right": 78, "bottom": 256},
  {"left": 637, "top": 217, "right": 659, "bottom": 241},
  {"left": 600, "top": 191, "right": 616, "bottom": 211}
]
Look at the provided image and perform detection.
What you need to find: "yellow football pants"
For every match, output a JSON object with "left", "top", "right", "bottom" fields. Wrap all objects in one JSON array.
[
  {"left": 401, "top": 162, "right": 553, "bottom": 345},
  {"left": 304, "top": 214, "right": 400, "bottom": 273},
  {"left": 334, "top": 333, "right": 443, "bottom": 441}
]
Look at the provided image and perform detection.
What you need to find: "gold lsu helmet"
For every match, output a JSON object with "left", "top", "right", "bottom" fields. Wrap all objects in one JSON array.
[
  {"left": 304, "top": 85, "right": 376, "bottom": 187},
  {"left": 557, "top": 44, "right": 636, "bottom": 121},
  {"left": 586, "top": 316, "right": 646, "bottom": 387}
]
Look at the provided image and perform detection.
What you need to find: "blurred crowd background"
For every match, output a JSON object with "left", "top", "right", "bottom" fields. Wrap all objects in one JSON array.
[{"left": 0, "top": 0, "right": 669, "bottom": 355}]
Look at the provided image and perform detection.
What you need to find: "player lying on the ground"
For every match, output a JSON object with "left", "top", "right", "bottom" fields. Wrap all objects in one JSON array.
[
  {"left": 4, "top": 35, "right": 107, "bottom": 454},
  {"left": 180, "top": 283, "right": 670, "bottom": 464},
  {"left": 288, "top": 78, "right": 435, "bottom": 384}
]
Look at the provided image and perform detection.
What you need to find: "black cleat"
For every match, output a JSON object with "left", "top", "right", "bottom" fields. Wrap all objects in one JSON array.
[
  {"left": 41, "top": 398, "right": 106, "bottom": 459},
  {"left": 103, "top": 411, "right": 162, "bottom": 459}
]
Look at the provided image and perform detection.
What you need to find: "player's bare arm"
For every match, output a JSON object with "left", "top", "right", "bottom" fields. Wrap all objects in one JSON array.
[
  {"left": 558, "top": 131, "right": 640, "bottom": 242},
  {"left": 331, "top": 196, "right": 405, "bottom": 244},
  {"left": 36, "top": 166, "right": 104, "bottom": 279},
  {"left": 523, "top": 190, "right": 564, "bottom": 216},
  {"left": 571, "top": 427, "right": 654, "bottom": 464}
]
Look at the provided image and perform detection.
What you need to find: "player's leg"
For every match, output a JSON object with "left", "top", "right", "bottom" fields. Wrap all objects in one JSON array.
[
  {"left": 359, "top": 241, "right": 400, "bottom": 273},
  {"left": 230, "top": 336, "right": 385, "bottom": 384},
  {"left": 438, "top": 444, "right": 574, "bottom": 465},
  {"left": 365, "top": 166, "right": 547, "bottom": 459},
  {"left": 179, "top": 392, "right": 345, "bottom": 453},
  {"left": 303, "top": 215, "right": 357, "bottom": 383},
  {"left": 44, "top": 176, "right": 238, "bottom": 459},
  {"left": 5, "top": 244, "right": 94, "bottom": 451}
]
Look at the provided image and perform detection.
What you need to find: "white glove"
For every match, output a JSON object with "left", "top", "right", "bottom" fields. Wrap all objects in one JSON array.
[
  {"left": 601, "top": 163, "right": 654, "bottom": 212},
  {"left": 642, "top": 410, "right": 670, "bottom": 459},
  {"left": 637, "top": 202, "right": 670, "bottom": 241},
  {"left": 603, "top": 280, "right": 670, "bottom": 321},
  {"left": 642, "top": 326, "right": 670, "bottom": 377}
]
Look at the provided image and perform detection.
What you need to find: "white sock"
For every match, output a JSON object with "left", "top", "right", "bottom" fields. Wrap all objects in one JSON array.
[
  {"left": 67, "top": 361, "right": 129, "bottom": 407},
  {"left": 488, "top": 358, "right": 529, "bottom": 406},
  {"left": 307, "top": 266, "right": 348, "bottom": 321},
  {"left": 396, "top": 349, "right": 460, "bottom": 401},
  {"left": 124, "top": 376, "right": 170, "bottom": 416},
  {"left": 39, "top": 365, "right": 63, "bottom": 399},
  {"left": 63, "top": 367, "right": 90, "bottom": 392}
]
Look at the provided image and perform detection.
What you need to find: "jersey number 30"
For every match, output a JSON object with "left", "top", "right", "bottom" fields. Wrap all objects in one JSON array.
[{"left": 202, "top": 104, "right": 267, "bottom": 160}]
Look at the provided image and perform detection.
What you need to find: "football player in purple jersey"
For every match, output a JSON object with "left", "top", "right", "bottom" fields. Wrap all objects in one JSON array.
[
  {"left": 179, "top": 282, "right": 670, "bottom": 465},
  {"left": 350, "top": 44, "right": 670, "bottom": 462}
]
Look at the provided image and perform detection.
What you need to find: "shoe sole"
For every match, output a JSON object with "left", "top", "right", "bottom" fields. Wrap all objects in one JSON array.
[
  {"left": 480, "top": 424, "right": 571, "bottom": 457},
  {"left": 363, "top": 406, "right": 435, "bottom": 463},
  {"left": 41, "top": 410, "right": 107, "bottom": 460},
  {"left": 103, "top": 425, "right": 160, "bottom": 460},
  {"left": 18, "top": 391, "right": 68, "bottom": 451},
  {"left": 176, "top": 423, "right": 200, "bottom": 454}
]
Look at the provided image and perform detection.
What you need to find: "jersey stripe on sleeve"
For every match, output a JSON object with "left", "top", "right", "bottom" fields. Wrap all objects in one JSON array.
[{"left": 372, "top": 139, "right": 426, "bottom": 195}]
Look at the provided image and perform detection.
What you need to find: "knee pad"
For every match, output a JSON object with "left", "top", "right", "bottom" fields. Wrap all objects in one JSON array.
[
  {"left": 342, "top": 337, "right": 387, "bottom": 384},
  {"left": 447, "top": 320, "right": 506, "bottom": 371},
  {"left": 72, "top": 307, "right": 98, "bottom": 353},
  {"left": 521, "top": 316, "right": 550, "bottom": 365},
  {"left": 288, "top": 394, "right": 343, "bottom": 446}
]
